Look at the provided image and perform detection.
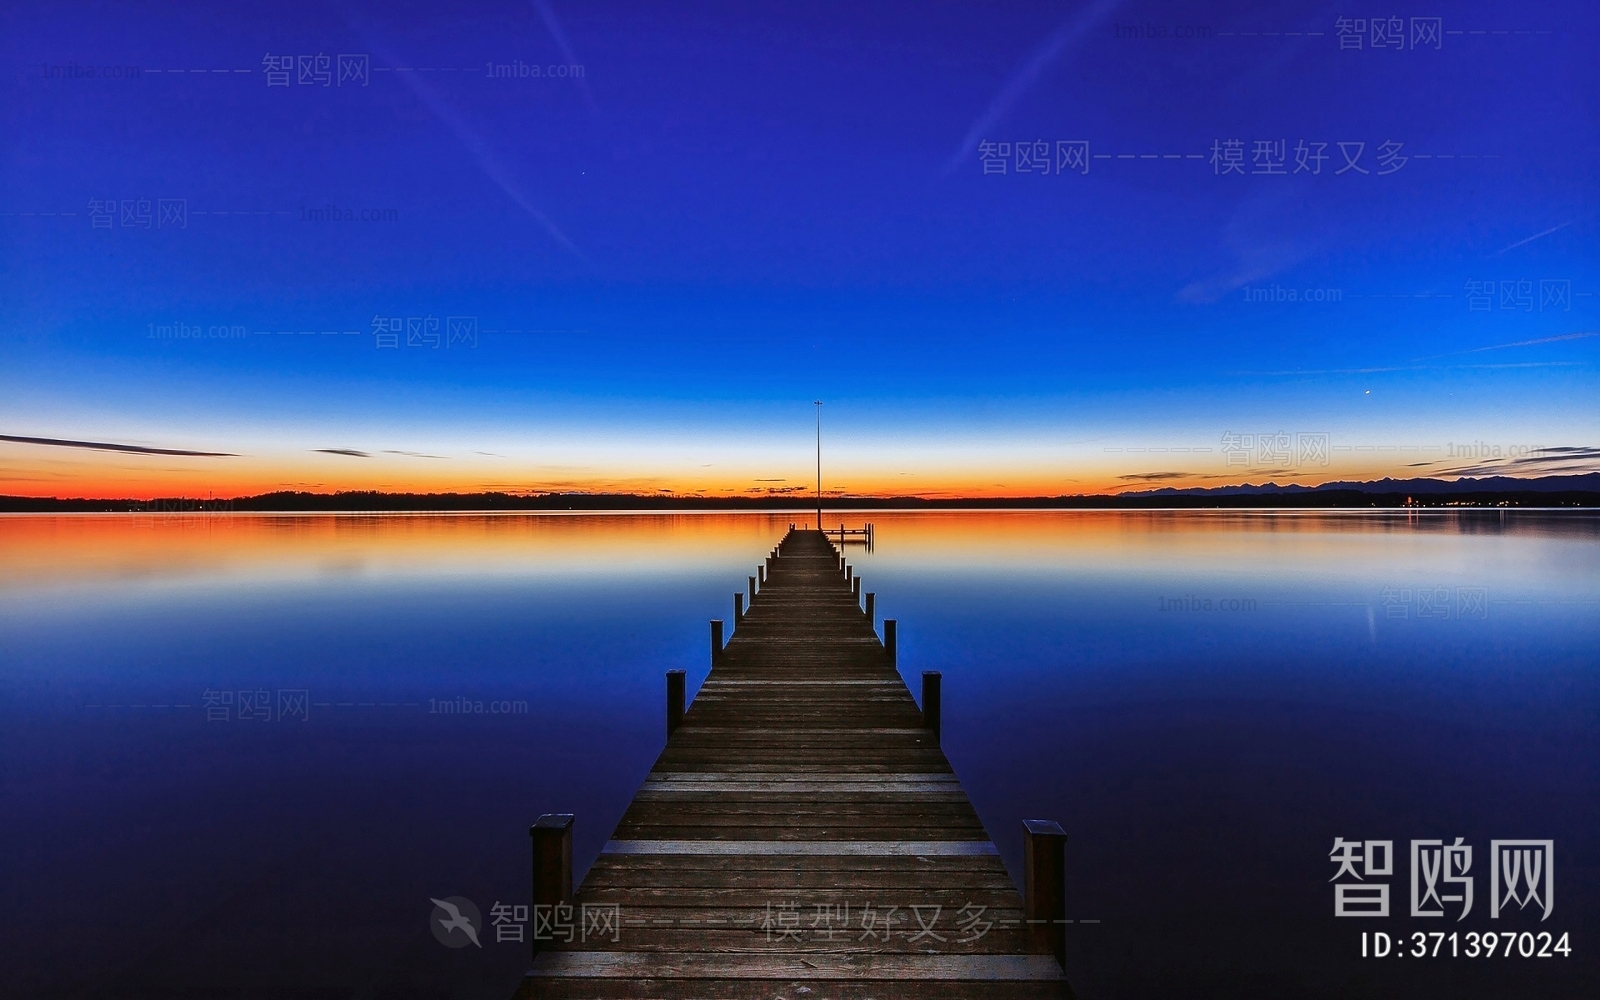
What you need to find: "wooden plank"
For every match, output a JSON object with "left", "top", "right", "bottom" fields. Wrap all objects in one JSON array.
[
  {"left": 529, "top": 951, "right": 1067, "bottom": 981},
  {"left": 601, "top": 840, "right": 999, "bottom": 856}
]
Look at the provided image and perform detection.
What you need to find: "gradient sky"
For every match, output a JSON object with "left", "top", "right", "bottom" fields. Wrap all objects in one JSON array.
[{"left": 2, "top": 0, "right": 1596, "bottom": 498}]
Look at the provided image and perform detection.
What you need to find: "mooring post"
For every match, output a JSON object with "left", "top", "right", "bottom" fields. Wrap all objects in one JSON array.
[
  {"left": 710, "top": 619, "right": 723, "bottom": 663},
  {"left": 1023, "top": 819, "right": 1068, "bottom": 970},
  {"left": 852, "top": 576, "right": 861, "bottom": 604},
  {"left": 921, "top": 670, "right": 941, "bottom": 741},
  {"left": 530, "top": 813, "right": 574, "bottom": 959},
  {"left": 748, "top": 575, "right": 757, "bottom": 603},
  {"left": 734, "top": 592, "right": 744, "bottom": 626},
  {"left": 846, "top": 564, "right": 853, "bottom": 585},
  {"left": 759, "top": 565, "right": 766, "bottom": 586},
  {"left": 865, "top": 592, "right": 874, "bottom": 622},
  {"left": 884, "top": 618, "right": 896, "bottom": 665},
  {"left": 666, "top": 669, "right": 685, "bottom": 737}
]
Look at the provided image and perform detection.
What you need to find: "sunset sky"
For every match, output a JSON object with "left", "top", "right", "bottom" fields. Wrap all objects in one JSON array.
[{"left": 2, "top": 0, "right": 1595, "bottom": 499}]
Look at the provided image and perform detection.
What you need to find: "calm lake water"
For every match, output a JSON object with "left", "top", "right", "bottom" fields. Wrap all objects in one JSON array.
[{"left": 2, "top": 510, "right": 1596, "bottom": 999}]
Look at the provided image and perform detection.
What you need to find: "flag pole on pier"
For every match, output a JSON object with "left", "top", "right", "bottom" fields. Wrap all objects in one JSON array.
[{"left": 814, "top": 400, "right": 822, "bottom": 530}]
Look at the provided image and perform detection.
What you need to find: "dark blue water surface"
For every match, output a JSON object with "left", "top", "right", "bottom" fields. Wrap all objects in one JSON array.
[{"left": 2, "top": 511, "right": 1595, "bottom": 998}]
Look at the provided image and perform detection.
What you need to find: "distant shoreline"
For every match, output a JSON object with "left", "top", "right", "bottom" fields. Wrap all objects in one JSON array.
[{"left": 4, "top": 482, "right": 1599, "bottom": 513}]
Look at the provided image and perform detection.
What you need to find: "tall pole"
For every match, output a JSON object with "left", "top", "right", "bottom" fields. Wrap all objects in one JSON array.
[{"left": 814, "top": 400, "right": 822, "bottom": 530}]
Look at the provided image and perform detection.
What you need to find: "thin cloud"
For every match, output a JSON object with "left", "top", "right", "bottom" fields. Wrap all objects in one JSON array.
[
  {"left": 0, "top": 433, "right": 237, "bottom": 457},
  {"left": 1119, "top": 471, "right": 1189, "bottom": 481},
  {"left": 1411, "top": 330, "right": 1598, "bottom": 362},
  {"left": 941, "top": 0, "right": 1123, "bottom": 176},
  {"left": 353, "top": 25, "right": 588, "bottom": 263},
  {"left": 1236, "top": 361, "right": 1586, "bottom": 376},
  {"left": 1496, "top": 220, "right": 1573, "bottom": 255},
  {"left": 1434, "top": 445, "right": 1600, "bottom": 478},
  {"left": 315, "top": 448, "right": 370, "bottom": 458},
  {"left": 383, "top": 450, "right": 449, "bottom": 460},
  {"left": 529, "top": 0, "right": 599, "bottom": 113},
  {"left": 1177, "top": 187, "right": 1313, "bottom": 304}
]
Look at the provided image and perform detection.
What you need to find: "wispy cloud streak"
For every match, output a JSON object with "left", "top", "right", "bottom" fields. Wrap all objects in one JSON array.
[
  {"left": 0, "top": 434, "right": 237, "bottom": 457},
  {"left": 941, "top": 0, "right": 1123, "bottom": 176},
  {"left": 529, "top": 0, "right": 599, "bottom": 113}
]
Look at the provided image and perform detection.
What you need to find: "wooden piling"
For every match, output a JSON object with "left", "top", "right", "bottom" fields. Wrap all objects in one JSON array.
[
  {"left": 865, "top": 591, "right": 874, "bottom": 622},
  {"left": 884, "top": 618, "right": 896, "bottom": 665},
  {"left": 852, "top": 575, "right": 862, "bottom": 604},
  {"left": 666, "top": 670, "right": 685, "bottom": 737},
  {"left": 733, "top": 592, "right": 743, "bottom": 625},
  {"left": 1023, "top": 819, "right": 1069, "bottom": 970},
  {"left": 710, "top": 619, "right": 723, "bottom": 663},
  {"left": 529, "top": 813, "right": 574, "bottom": 958},
  {"left": 748, "top": 575, "right": 757, "bottom": 603},
  {"left": 922, "top": 670, "right": 942, "bottom": 741}
]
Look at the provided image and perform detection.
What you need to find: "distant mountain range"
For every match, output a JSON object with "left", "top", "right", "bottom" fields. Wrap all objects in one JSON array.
[{"left": 1124, "top": 472, "right": 1600, "bottom": 497}]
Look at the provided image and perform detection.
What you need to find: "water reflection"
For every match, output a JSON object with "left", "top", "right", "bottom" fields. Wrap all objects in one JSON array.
[{"left": 2, "top": 511, "right": 1595, "bottom": 998}]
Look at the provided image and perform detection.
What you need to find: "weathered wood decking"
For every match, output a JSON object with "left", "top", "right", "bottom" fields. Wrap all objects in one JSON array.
[{"left": 519, "top": 529, "right": 1071, "bottom": 999}]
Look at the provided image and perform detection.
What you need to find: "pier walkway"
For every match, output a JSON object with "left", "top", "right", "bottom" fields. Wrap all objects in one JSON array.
[{"left": 518, "top": 528, "right": 1072, "bottom": 999}]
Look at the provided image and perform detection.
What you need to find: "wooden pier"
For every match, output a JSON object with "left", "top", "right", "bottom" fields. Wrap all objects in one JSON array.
[
  {"left": 821, "top": 521, "right": 875, "bottom": 550},
  {"left": 518, "top": 529, "right": 1072, "bottom": 999}
]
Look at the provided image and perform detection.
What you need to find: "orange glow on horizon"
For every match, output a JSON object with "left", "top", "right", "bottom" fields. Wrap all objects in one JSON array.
[{"left": 0, "top": 440, "right": 1454, "bottom": 502}]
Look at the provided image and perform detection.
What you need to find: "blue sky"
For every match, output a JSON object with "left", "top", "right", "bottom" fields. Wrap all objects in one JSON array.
[{"left": 1, "top": 0, "right": 1595, "bottom": 496}]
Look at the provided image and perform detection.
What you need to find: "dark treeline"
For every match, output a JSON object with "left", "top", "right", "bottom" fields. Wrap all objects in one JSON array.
[{"left": 3, "top": 488, "right": 1597, "bottom": 512}]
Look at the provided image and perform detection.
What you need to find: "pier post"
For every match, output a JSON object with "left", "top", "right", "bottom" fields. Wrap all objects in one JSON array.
[
  {"left": 865, "top": 592, "right": 874, "bottom": 622},
  {"left": 884, "top": 619, "right": 896, "bottom": 665},
  {"left": 711, "top": 619, "right": 723, "bottom": 664},
  {"left": 846, "top": 564, "right": 853, "bottom": 585},
  {"left": 666, "top": 670, "right": 685, "bottom": 737},
  {"left": 759, "top": 565, "right": 766, "bottom": 587},
  {"left": 921, "top": 671, "right": 941, "bottom": 741},
  {"left": 852, "top": 576, "right": 861, "bottom": 604},
  {"left": 749, "top": 575, "right": 757, "bottom": 603},
  {"left": 1023, "top": 819, "right": 1068, "bottom": 970},
  {"left": 734, "top": 593, "right": 744, "bottom": 626},
  {"left": 530, "top": 813, "right": 574, "bottom": 959}
]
